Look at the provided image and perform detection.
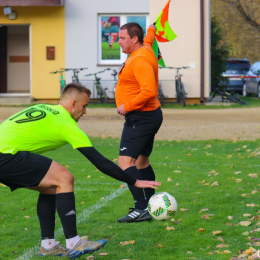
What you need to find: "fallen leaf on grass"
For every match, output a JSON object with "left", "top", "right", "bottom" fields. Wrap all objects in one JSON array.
[
  {"left": 247, "top": 204, "right": 259, "bottom": 207},
  {"left": 228, "top": 216, "right": 235, "bottom": 220},
  {"left": 174, "top": 170, "right": 181, "bottom": 173},
  {"left": 209, "top": 170, "right": 217, "bottom": 174},
  {"left": 167, "top": 178, "right": 172, "bottom": 182},
  {"left": 175, "top": 183, "right": 179, "bottom": 186},
  {"left": 201, "top": 214, "right": 210, "bottom": 220},
  {"left": 240, "top": 221, "right": 251, "bottom": 226},
  {"left": 153, "top": 244, "right": 165, "bottom": 248},
  {"left": 242, "top": 231, "right": 250, "bottom": 236},
  {"left": 198, "top": 228, "right": 204, "bottom": 232},
  {"left": 235, "top": 171, "right": 242, "bottom": 174},
  {"left": 251, "top": 190, "right": 257, "bottom": 194},
  {"left": 111, "top": 158, "right": 118, "bottom": 162},
  {"left": 211, "top": 181, "right": 219, "bottom": 186},
  {"left": 216, "top": 244, "right": 228, "bottom": 248},
  {"left": 98, "top": 252, "right": 109, "bottom": 256},
  {"left": 87, "top": 175, "right": 91, "bottom": 178},
  {"left": 248, "top": 173, "right": 258, "bottom": 178},
  {"left": 201, "top": 208, "right": 209, "bottom": 212},
  {"left": 166, "top": 226, "right": 175, "bottom": 231},
  {"left": 81, "top": 201, "right": 84, "bottom": 204},
  {"left": 226, "top": 223, "right": 234, "bottom": 226},
  {"left": 222, "top": 250, "right": 232, "bottom": 254},
  {"left": 243, "top": 214, "right": 252, "bottom": 217},
  {"left": 187, "top": 251, "right": 193, "bottom": 254},
  {"left": 65, "top": 165, "right": 69, "bottom": 168},
  {"left": 208, "top": 252, "right": 215, "bottom": 255},
  {"left": 120, "top": 185, "right": 126, "bottom": 188},
  {"left": 236, "top": 179, "right": 243, "bottom": 183},
  {"left": 120, "top": 240, "right": 135, "bottom": 246},
  {"left": 186, "top": 154, "right": 191, "bottom": 156},
  {"left": 180, "top": 208, "right": 189, "bottom": 211},
  {"left": 217, "top": 237, "right": 225, "bottom": 243},
  {"left": 227, "top": 155, "right": 232, "bottom": 158},
  {"left": 212, "top": 231, "right": 222, "bottom": 235}
]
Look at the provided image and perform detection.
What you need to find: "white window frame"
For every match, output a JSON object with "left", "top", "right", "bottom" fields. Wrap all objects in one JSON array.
[{"left": 97, "top": 14, "right": 149, "bottom": 65}]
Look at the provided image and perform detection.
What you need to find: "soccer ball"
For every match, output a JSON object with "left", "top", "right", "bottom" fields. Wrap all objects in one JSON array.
[{"left": 148, "top": 192, "right": 177, "bottom": 221}]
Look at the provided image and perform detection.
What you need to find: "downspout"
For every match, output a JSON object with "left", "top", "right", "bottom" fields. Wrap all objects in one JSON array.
[{"left": 200, "top": 0, "right": 205, "bottom": 104}]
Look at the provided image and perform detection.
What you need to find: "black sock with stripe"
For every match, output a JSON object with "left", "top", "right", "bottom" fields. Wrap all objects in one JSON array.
[{"left": 124, "top": 166, "right": 146, "bottom": 210}]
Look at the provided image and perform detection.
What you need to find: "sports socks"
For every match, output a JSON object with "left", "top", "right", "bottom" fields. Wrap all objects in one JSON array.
[
  {"left": 56, "top": 192, "right": 78, "bottom": 239},
  {"left": 66, "top": 235, "right": 80, "bottom": 249},
  {"left": 37, "top": 193, "right": 56, "bottom": 240},
  {"left": 138, "top": 165, "right": 156, "bottom": 204},
  {"left": 124, "top": 166, "right": 146, "bottom": 210},
  {"left": 41, "top": 238, "right": 57, "bottom": 249}
]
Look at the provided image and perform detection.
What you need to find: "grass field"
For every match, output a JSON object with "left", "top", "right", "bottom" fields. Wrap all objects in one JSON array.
[{"left": 1, "top": 138, "right": 260, "bottom": 260}]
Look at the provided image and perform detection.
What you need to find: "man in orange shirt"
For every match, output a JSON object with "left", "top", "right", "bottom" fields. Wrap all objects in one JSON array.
[{"left": 115, "top": 22, "right": 163, "bottom": 223}]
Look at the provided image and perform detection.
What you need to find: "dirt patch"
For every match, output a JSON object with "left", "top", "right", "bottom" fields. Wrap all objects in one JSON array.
[{"left": 1, "top": 106, "right": 260, "bottom": 141}]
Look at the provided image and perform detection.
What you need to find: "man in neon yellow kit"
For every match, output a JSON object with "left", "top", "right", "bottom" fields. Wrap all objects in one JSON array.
[{"left": 0, "top": 83, "right": 161, "bottom": 259}]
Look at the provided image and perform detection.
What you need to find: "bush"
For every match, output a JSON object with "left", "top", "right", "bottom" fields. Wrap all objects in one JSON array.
[{"left": 211, "top": 16, "right": 231, "bottom": 91}]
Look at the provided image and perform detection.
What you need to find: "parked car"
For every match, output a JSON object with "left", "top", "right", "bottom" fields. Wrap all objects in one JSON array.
[
  {"left": 243, "top": 61, "right": 260, "bottom": 98},
  {"left": 222, "top": 58, "right": 251, "bottom": 93}
]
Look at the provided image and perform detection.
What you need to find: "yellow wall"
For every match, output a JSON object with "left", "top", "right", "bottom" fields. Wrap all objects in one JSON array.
[{"left": 0, "top": 7, "right": 65, "bottom": 99}]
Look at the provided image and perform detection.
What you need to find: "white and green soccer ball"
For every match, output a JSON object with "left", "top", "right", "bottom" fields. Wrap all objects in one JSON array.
[{"left": 148, "top": 192, "right": 177, "bottom": 221}]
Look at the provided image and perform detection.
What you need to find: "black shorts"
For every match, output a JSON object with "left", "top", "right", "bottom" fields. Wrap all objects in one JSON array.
[
  {"left": 119, "top": 107, "right": 163, "bottom": 159},
  {"left": 0, "top": 151, "right": 52, "bottom": 192}
]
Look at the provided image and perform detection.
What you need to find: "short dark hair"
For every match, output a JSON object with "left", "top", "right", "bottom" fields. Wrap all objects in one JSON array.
[
  {"left": 61, "top": 83, "right": 91, "bottom": 98},
  {"left": 120, "top": 22, "right": 144, "bottom": 44}
]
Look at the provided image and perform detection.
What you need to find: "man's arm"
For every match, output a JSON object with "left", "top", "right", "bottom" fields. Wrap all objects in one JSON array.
[
  {"left": 143, "top": 25, "right": 157, "bottom": 47},
  {"left": 77, "top": 147, "right": 161, "bottom": 189}
]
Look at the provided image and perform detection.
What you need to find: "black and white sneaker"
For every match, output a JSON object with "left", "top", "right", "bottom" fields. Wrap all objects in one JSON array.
[{"left": 117, "top": 208, "right": 152, "bottom": 223}]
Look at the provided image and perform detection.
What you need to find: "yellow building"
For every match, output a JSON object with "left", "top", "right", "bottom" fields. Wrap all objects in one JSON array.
[{"left": 0, "top": 0, "right": 65, "bottom": 102}]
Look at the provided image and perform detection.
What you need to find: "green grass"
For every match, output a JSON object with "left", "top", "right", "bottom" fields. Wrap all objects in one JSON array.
[{"left": 1, "top": 138, "right": 260, "bottom": 259}]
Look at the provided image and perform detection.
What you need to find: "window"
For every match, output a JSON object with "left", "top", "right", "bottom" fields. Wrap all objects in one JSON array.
[{"left": 98, "top": 14, "right": 149, "bottom": 65}]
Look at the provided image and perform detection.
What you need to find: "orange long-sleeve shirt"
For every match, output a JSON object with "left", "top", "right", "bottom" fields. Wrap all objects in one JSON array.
[{"left": 115, "top": 27, "right": 161, "bottom": 112}]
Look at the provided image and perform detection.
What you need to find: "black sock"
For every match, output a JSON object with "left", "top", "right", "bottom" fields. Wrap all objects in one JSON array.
[
  {"left": 124, "top": 166, "right": 146, "bottom": 210},
  {"left": 139, "top": 165, "right": 156, "bottom": 204},
  {"left": 37, "top": 194, "right": 56, "bottom": 240},
  {"left": 56, "top": 192, "right": 77, "bottom": 239}
]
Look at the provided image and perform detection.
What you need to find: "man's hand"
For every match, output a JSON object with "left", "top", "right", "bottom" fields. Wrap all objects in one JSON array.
[
  {"left": 134, "top": 180, "right": 161, "bottom": 189},
  {"left": 116, "top": 104, "right": 128, "bottom": 116},
  {"left": 148, "top": 24, "right": 157, "bottom": 31}
]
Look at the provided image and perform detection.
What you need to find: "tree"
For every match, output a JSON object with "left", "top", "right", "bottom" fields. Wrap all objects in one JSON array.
[{"left": 211, "top": 16, "right": 231, "bottom": 91}]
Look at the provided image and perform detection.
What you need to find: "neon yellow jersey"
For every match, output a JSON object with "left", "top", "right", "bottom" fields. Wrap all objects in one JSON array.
[{"left": 0, "top": 104, "right": 92, "bottom": 155}]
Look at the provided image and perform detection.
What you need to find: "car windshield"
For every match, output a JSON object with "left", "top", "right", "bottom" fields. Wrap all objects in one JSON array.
[{"left": 226, "top": 60, "right": 250, "bottom": 71}]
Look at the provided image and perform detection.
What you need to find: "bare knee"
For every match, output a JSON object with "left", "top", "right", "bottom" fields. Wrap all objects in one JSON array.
[
  {"left": 118, "top": 156, "right": 136, "bottom": 170},
  {"left": 38, "top": 161, "right": 74, "bottom": 193}
]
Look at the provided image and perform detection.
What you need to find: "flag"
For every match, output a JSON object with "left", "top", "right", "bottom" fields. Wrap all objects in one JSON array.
[
  {"left": 154, "top": 0, "right": 177, "bottom": 42},
  {"left": 153, "top": 38, "right": 166, "bottom": 68},
  {"left": 152, "top": 0, "right": 177, "bottom": 67}
]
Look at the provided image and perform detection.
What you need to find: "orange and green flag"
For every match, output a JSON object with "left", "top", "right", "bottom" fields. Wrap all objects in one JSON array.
[
  {"left": 152, "top": 0, "right": 177, "bottom": 67},
  {"left": 154, "top": 0, "right": 177, "bottom": 42}
]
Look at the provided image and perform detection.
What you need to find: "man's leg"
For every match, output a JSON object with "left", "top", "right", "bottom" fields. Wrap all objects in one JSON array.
[
  {"left": 136, "top": 155, "right": 156, "bottom": 205},
  {"left": 118, "top": 156, "right": 147, "bottom": 210},
  {"left": 117, "top": 156, "right": 151, "bottom": 223},
  {"left": 33, "top": 161, "right": 107, "bottom": 257}
]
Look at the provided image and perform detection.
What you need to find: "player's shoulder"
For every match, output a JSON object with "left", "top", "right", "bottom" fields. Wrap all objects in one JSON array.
[{"left": 33, "top": 104, "right": 61, "bottom": 116}]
